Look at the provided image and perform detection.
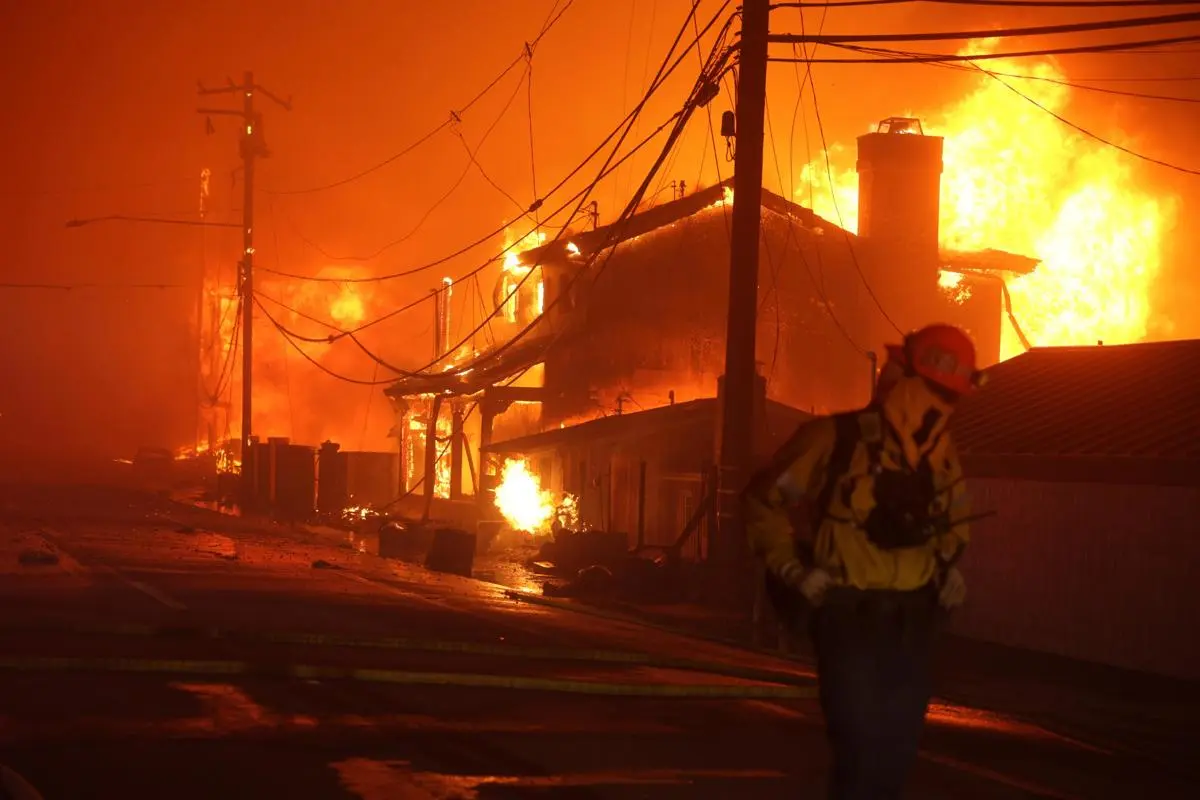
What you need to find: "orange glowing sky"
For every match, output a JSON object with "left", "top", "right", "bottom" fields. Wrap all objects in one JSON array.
[{"left": 1, "top": 1, "right": 1196, "bottom": 458}]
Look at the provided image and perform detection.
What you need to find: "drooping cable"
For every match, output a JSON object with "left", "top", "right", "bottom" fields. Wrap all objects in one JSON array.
[{"left": 264, "top": 1, "right": 576, "bottom": 196}]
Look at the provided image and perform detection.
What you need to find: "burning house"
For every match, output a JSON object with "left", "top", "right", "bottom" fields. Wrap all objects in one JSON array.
[
  {"left": 382, "top": 117, "right": 1038, "bottom": 538},
  {"left": 483, "top": 395, "right": 813, "bottom": 558}
]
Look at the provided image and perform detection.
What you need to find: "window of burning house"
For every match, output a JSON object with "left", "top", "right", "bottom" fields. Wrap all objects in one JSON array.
[{"left": 496, "top": 266, "right": 544, "bottom": 326}]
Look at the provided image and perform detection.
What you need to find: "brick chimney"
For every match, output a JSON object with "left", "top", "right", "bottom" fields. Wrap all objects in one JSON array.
[{"left": 856, "top": 117, "right": 944, "bottom": 280}]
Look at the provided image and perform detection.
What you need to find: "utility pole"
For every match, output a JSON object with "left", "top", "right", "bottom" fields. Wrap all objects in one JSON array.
[
  {"left": 714, "top": 0, "right": 770, "bottom": 589},
  {"left": 198, "top": 72, "right": 291, "bottom": 503}
]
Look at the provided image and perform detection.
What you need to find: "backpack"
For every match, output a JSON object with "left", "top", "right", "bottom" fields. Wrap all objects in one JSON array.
[
  {"left": 760, "top": 410, "right": 945, "bottom": 627},
  {"left": 805, "top": 409, "right": 944, "bottom": 556}
]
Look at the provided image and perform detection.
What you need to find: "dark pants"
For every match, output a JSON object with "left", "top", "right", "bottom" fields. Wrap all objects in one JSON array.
[{"left": 811, "top": 585, "right": 939, "bottom": 800}]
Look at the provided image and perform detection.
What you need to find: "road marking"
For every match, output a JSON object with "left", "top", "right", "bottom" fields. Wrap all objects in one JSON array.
[
  {"left": 0, "top": 764, "right": 45, "bottom": 800},
  {"left": 102, "top": 567, "right": 188, "bottom": 610},
  {"left": 29, "top": 529, "right": 187, "bottom": 610},
  {"left": 0, "top": 656, "right": 818, "bottom": 699},
  {"left": 331, "top": 758, "right": 788, "bottom": 799},
  {"left": 0, "top": 691, "right": 679, "bottom": 744},
  {"left": 742, "top": 699, "right": 811, "bottom": 721},
  {"left": 26, "top": 528, "right": 90, "bottom": 577},
  {"left": 334, "top": 571, "right": 451, "bottom": 610},
  {"left": 919, "top": 751, "right": 1079, "bottom": 799}
]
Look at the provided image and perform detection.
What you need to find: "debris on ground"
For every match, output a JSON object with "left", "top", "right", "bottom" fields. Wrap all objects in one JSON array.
[
  {"left": 378, "top": 520, "right": 434, "bottom": 563},
  {"left": 544, "top": 564, "right": 614, "bottom": 598},
  {"left": 17, "top": 549, "right": 60, "bottom": 567},
  {"left": 311, "top": 559, "right": 339, "bottom": 570},
  {"left": 529, "top": 529, "right": 628, "bottom": 574}
]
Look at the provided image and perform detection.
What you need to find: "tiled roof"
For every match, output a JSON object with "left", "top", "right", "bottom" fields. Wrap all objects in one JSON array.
[{"left": 952, "top": 339, "right": 1200, "bottom": 461}]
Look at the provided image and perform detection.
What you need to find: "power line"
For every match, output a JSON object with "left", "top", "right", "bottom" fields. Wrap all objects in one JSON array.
[
  {"left": 0, "top": 282, "right": 185, "bottom": 290},
  {"left": 278, "top": 63, "right": 533, "bottom": 262},
  {"left": 763, "top": 55, "right": 868, "bottom": 356},
  {"left": 769, "top": 32, "right": 1200, "bottom": 63},
  {"left": 255, "top": 106, "right": 686, "bottom": 360},
  {"left": 271, "top": 108, "right": 688, "bottom": 359},
  {"left": 803, "top": 49, "right": 904, "bottom": 333},
  {"left": 828, "top": 41, "right": 1200, "bottom": 174},
  {"left": 255, "top": 1, "right": 733, "bottom": 390},
  {"left": 256, "top": 103, "right": 696, "bottom": 379},
  {"left": 282, "top": 2, "right": 735, "bottom": 386},
  {"left": 428, "top": 9, "right": 733, "bottom": 384},
  {"left": 921, "top": 54, "right": 1200, "bottom": 102},
  {"left": 254, "top": 295, "right": 399, "bottom": 385},
  {"left": 768, "top": 10, "right": 1200, "bottom": 45},
  {"left": 203, "top": 300, "right": 243, "bottom": 406},
  {"left": 257, "top": 2, "right": 730, "bottom": 287},
  {"left": 975, "top": 64, "right": 1200, "bottom": 175},
  {"left": 770, "top": 0, "right": 1200, "bottom": 8},
  {"left": 263, "top": 1, "right": 576, "bottom": 196},
  {"left": 780, "top": 2, "right": 867, "bottom": 356},
  {"left": 403, "top": 2, "right": 734, "bottom": 379},
  {"left": 9, "top": 177, "right": 196, "bottom": 198}
]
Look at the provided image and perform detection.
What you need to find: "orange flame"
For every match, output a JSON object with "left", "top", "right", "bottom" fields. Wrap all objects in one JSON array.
[
  {"left": 493, "top": 458, "right": 556, "bottom": 533},
  {"left": 798, "top": 40, "right": 1178, "bottom": 359}
]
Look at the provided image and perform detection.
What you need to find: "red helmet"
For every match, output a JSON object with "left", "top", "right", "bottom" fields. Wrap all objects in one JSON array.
[{"left": 885, "top": 324, "right": 984, "bottom": 396}]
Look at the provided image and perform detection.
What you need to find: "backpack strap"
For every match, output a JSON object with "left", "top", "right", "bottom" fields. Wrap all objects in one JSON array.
[{"left": 811, "top": 411, "right": 865, "bottom": 528}]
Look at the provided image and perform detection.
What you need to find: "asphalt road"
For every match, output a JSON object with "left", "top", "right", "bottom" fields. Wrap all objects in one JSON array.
[{"left": 0, "top": 483, "right": 1194, "bottom": 799}]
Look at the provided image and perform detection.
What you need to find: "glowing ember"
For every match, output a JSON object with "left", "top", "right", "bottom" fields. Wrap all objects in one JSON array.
[
  {"left": 174, "top": 440, "right": 241, "bottom": 474},
  {"left": 503, "top": 228, "right": 547, "bottom": 272},
  {"left": 342, "top": 505, "right": 378, "bottom": 523},
  {"left": 556, "top": 493, "right": 581, "bottom": 531},
  {"left": 938, "top": 270, "right": 972, "bottom": 305},
  {"left": 493, "top": 458, "right": 555, "bottom": 533},
  {"left": 798, "top": 39, "right": 1177, "bottom": 359},
  {"left": 707, "top": 186, "right": 734, "bottom": 211}
]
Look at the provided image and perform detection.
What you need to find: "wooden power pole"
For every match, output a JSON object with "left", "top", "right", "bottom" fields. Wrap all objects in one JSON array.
[
  {"left": 714, "top": 0, "right": 770, "bottom": 580},
  {"left": 198, "top": 72, "right": 291, "bottom": 502}
]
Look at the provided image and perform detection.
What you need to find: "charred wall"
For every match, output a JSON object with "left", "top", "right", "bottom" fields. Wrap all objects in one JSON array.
[{"left": 542, "top": 207, "right": 877, "bottom": 424}]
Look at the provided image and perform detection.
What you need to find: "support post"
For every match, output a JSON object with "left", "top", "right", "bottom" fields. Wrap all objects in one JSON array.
[
  {"left": 714, "top": 0, "right": 771, "bottom": 582},
  {"left": 197, "top": 71, "right": 291, "bottom": 507},
  {"left": 421, "top": 396, "right": 443, "bottom": 522},
  {"left": 239, "top": 71, "right": 256, "bottom": 506},
  {"left": 450, "top": 402, "right": 465, "bottom": 500}
]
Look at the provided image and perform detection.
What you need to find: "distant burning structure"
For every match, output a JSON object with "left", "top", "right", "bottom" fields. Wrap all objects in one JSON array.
[{"left": 800, "top": 40, "right": 1177, "bottom": 358}]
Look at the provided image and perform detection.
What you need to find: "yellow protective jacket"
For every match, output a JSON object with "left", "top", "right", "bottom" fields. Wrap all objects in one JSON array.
[{"left": 742, "top": 376, "right": 971, "bottom": 591}]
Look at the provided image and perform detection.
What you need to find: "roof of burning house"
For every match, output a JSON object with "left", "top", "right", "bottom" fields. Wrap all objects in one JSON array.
[
  {"left": 384, "top": 182, "right": 839, "bottom": 400},
  {"left": 484, "top": 396, "right": 811, "bottom": 457},
  {"left": 524, "top": 179, "right": 840, "bottom": 262},
  {"left": 952, "top": 339, "right": 1200, "bottom": 484},
  {"left": 384, "top": 180, "right": 1038, "bottom": 399}
]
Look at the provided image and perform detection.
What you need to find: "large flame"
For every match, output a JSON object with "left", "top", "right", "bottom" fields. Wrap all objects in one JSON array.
[
  {"left": 798, "top": 40, "right": 1178, "bottom": 359},
  {"left": 493, "top": 458, "right": 555, "bottom": 533},
  {"left": 499, "top": 228, "right": 548, "bottom": 324}
]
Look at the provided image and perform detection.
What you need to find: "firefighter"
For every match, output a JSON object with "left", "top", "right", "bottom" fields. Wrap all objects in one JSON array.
[{"left": 742, "top": 323, "right": 985, "bottom": 799}]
